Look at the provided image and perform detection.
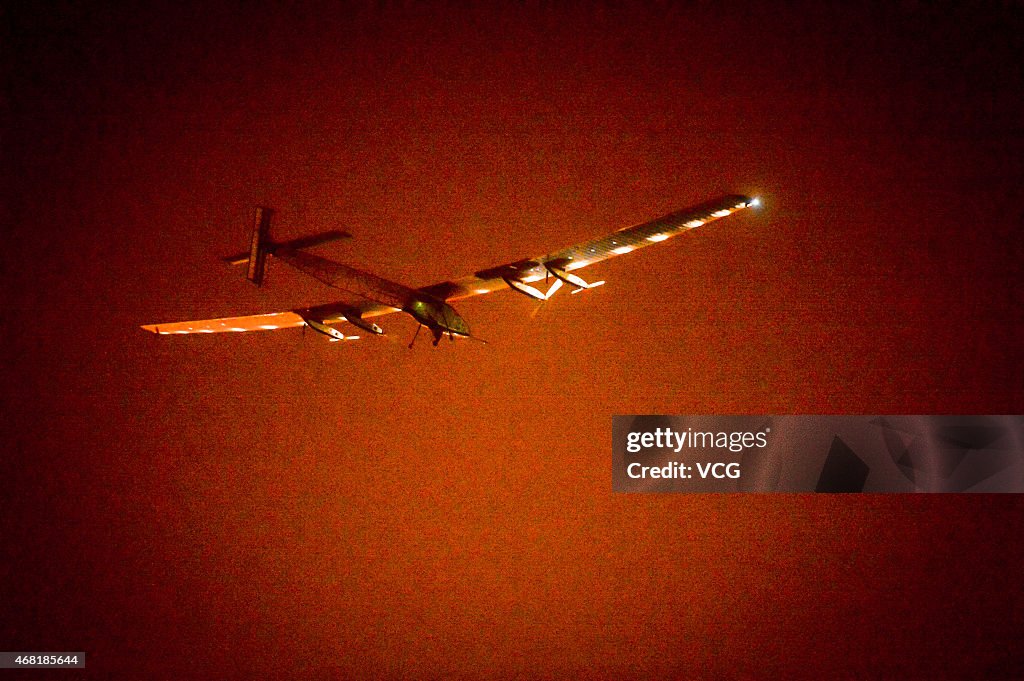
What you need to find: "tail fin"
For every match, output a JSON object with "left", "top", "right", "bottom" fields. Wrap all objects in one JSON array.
[
  {"left": 222, "top": 207, "right": 351, "bottom": 286},
  {"left": 246, "top": 206, "right": 273, "bottom": 286}
]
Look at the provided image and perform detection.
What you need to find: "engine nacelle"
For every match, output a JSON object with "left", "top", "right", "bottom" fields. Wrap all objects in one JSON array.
[
  {"left": 298, "top": 314, "right": 357, "bottom": 342},
  {"left": 339, "top": 309, "right": 384, "bottom": 335}
]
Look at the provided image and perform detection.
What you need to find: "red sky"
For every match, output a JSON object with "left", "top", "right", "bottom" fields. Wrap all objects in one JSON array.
[{"left": 4, "top": 2, "right": 1023, "bottom": 678}]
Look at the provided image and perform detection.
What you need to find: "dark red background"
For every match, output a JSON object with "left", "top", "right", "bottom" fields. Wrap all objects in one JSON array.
[{"left": 4, "top": 2, "right": 1023, "bottom": 678}]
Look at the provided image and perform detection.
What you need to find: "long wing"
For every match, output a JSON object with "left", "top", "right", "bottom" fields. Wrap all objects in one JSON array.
[
  {"left": 140, "top": 302, "right": 398, "bottom": 336},
  {"left": 141, "top": 194, "right": 756, "bottom": 336},
  {"left": 141, "top": 247, "right": 413, "bottom": 337},
  {"left": 417, "top": 194, "right": 758, "bottom": 301},
  {"left": 141, "top": 311, "right": 306, "bottom": 335}
]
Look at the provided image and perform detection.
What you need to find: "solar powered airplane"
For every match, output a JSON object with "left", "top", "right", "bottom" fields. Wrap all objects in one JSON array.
[{"left": 142, "top": 195, "right": 760, "bottom": 347}]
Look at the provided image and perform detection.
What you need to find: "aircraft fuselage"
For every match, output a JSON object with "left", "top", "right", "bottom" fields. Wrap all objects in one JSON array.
[{"left": 403, "top": 297, "right": 471, "bottom": 344}]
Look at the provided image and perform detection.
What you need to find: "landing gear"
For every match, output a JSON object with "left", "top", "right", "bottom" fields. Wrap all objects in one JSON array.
[{"left": 408, "top": 324, "right": 445, "bottom": 348}]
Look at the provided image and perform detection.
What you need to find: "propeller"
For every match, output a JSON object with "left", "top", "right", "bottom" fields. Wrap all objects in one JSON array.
[{"left": 529, "top": 277, "right": 563, "bottom": 319}]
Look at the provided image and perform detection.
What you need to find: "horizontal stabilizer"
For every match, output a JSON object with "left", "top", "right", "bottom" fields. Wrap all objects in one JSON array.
[
  {"left": 246, "top": 207, "right": 272, "bottom": 285},
  {"left": 223, "top": 229, "right": 352, "bottom": 266}
]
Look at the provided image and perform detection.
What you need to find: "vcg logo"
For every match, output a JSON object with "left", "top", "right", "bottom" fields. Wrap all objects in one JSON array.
[{"left": 697, "top": 463, "right": 741, "bottom": 479}]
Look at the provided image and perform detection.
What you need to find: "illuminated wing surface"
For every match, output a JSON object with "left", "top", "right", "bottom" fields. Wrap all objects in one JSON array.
[
  {"left": 141, "top": 311, "right": 307, "bottom": 335},
  {"left": 417, "top": 194, "right": 758, "bottom": 302},
  {"left": 140, "top": 302, "right": 397, "bottom": 336}
]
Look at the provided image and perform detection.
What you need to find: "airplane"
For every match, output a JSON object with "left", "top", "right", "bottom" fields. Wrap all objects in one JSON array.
[{"left": 141, "top": 194, "right": 761, "bottom": 347}]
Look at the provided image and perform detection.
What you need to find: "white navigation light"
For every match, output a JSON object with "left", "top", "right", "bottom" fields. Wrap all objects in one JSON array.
[{"left": 750, "top": 197, "right": 761, "bottom": 208}]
